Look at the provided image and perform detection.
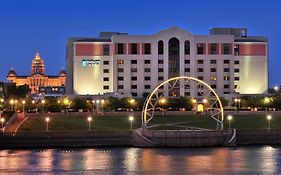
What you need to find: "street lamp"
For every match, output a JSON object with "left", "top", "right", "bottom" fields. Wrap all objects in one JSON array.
[
  {"left": 101, "top": 99, "right": 105, "bottom": 112},
  {"left": 22, "top": 100, "right": 26, "bottom": 113},
  {"left": 129, "top": 116, "right": 134, "bottom": 130},
  {"left": 0, "top": 118, "right": 5, "bottom": 132},
  {"left": 267, "top": 115, "right": 272, "bottom": 129},
  {"left": 41, "top": 99, "right": 46, "bottom": 116},
  {"left": 9, "top": 99, "right": 14, "bottom": 110},
  {"left": 274, "top": 86, "right": 279, "bottom": 92},
  {"left": 45, "top": 117, "right": 50, "bottom": 131},
  {"left": 264, "top": 97, "right": 271, "bottom": 114},
  {"left": 87, "top": 116, "right": 92, "bottom": 131},
  {"left": 227, "top": 115, "right": 233, "bottom": 129}
]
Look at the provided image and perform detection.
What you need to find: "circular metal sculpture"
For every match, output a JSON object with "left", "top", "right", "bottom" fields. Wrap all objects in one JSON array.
[{"left": 142, "top": 76, "right": 224, "bottom": 130}]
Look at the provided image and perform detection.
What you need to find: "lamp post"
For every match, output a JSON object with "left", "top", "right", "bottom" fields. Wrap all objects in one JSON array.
[
  {"left": 101, "top": 99, "right": 105, "bottom": 113},
  {"left": 0, "top": 118, "right": 5, "bottom": 132},
  {"left": 227, "top": 115, "right": 233, "bottom": 129},
  {"left": 22, "top": 100, "right": 26, "bottom": 113},
  {"left": 129, "top": 116, "right": 134, "bottom": 130},
  {"left": 267, "top": 115, "right": 272, "bottom": 130},
  {"left": 203, "top": 98, "right": 208, "bottom": 114},
  {"left": 87, "top": 116, "right": 92, "bottom": 131},
  {"left": 234, "top": 98, "right": 241, "bottom": 115},
  {"left": 41, "top": 99, "right": 46, "bottom": 117},
  {"left": 9, "top": 99, "right": 14, "bottom": 110},
  {"left": 96, "top": 100, "right": 100, "bottom": 114},
  {"left": 159, "top": 98, "right": 167, "bottom": 115},
  {"left": 264, "top": 97, "right": 271, "bottom": 115},
  {"left": 45, "top": 117, "right": 50, "bottom": 131},
  {"left": 129, "top": 98, "right": 136, "bottom": 112}
]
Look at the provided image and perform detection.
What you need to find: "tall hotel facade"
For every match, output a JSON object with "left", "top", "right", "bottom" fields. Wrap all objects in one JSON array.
[{"left": 66, "top": 27, "right": 268, "bottom": 99}]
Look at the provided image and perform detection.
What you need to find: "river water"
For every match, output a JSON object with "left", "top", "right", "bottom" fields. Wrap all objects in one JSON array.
[{"left": 0, "top": 146, "right": 280, "bottom": 174}]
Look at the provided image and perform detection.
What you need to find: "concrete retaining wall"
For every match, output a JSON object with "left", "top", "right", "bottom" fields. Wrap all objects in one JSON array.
[{"left": 236, "top": 129, "right": 281, "bottom": 145}]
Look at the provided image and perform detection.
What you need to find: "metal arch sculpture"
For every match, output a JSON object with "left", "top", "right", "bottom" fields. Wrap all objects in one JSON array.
[{"left": 142, "top": 76, "right": 224, "bottom": 130}]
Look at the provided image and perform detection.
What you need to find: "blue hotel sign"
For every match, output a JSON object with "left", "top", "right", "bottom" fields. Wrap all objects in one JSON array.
[{"left": 82, "top": 59, "right": 100, "bottom": 67}]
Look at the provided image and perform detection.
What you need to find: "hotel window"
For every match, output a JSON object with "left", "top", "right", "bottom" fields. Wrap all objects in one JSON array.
[
  {"left": 197, "top": 43, "right": 204, "bottom": 54},
  {"left": 210, "top": 68, "right": 216, "bottom": 72},
  {"left": 132, "top": 93, "right": 138, "bottom": 97},
  {"left": 144, "top": 68, "right": 150, "bottom": 72},
  {"left": 117, "top": 59, "right": 124, "bottom": 64},
  {"left": 234, "top": 60, "right": 240, "bottom": 65},
  {"left": 234, "top": 69, "right": 240, "bottom": 73},
  {"left": 185, "top": 60, "right": 190, "bottom": 64},
  {"left": 131, "top": 76, "right": 137, "bottom": 81},
  {"left": 224, "top": 60, "right": 230, "bottom": 64},
  {"left": 144, "top": 60, "right": 150, "bottom": 64},
  {"left": 131, "top": 43, "right": 138, "bottom": 54},
  {"left": 224, "top": 92, "right": 230, "bottom": 94},
  {"left": 224, "top": 76, "right": 230, "bottom": 80},
  {"left": 197, "top": 60, "right": 204, "bottom": 64},
  {"left": 117, "top": 43, "right": 124, "bottom": 54},
  {"left": 131, "top": 68, "right": 137, "bottom": 72},
  {"left": 198, "top": 76, "right": 204, "bottom": 80},
  {"left": 144, "top": 85, "right": 150, "bottom": 89},
  {"left": 211, "top": 84, "right": 216, "bottom": 89},
  {"left": 103, "top": 86, "right": 109, "bottom": 90},
  {"left": 145, "top": 76, "right": 150, "bottom": 81},
  {"left": 158, "top": 76, "right": 164, "bottom": 81},
  {"left": 103, "top": 69, "right": 109, "bottom": 73},
  {"left": 118, "top": 68, "right": 124, "bottom": 73},
  {"left": 184, "top": 40, "right": 190, "bottom": 54},
  {"left": 197, "top": 68, "right": 203, "bottom": 72},
  {"left": 158, "top": 40, "right": 164, "bottom": 55},
  {"left": 118, "top": 77, "right": 124, "bottom": 81},
  {"left": 131, "top": 85, "right": 137, "bottom": 89},
  {"left": 210, "top": 43, "right": 217, "bottom": 54},
  {"left": 234, "top": 77, "right": 240, "bottom": 81},
  {"left": 103, "top": 44, "right": 110, "bottom": 55},
  {"left": 234, "top": 44, "right": 239, "bottom": 55},
  {"left": 224, "top": 85, "right": 230, "bottom": 89},
  {"left": 223, "top": 43, "right": 230, "bottom": 55},
  {"left": 224, "top": 68, "right": 229, "bottom": 72},
  {"left": 235, "top": 85, "right": 240, "bottom": 89},
  {"left": 131, "top": 60, "right": 137, "bottom": 64},
  {"left": 158, "top": 60, "right": 164, "bottom": 64},
  {"left": 210, "top": 60, "right": 216, "bottom": 64},
  {"left": 158, "top": 68, "right": 164, "bottom": 72},
  {"left": 118, "top": 85, "right": 124, "bottom": 89},
  {"left": 185, "top": 92, "right": 190, "bottom": 96},
  {"left": 103, "top": 61, "right": 109, "bottom": 65},
  {"left": 210, "top": 76, "right": 217, "bottom": 81},
  {"left": 144, "top": 43, "right": 151, "bottom": 54},
  {"left": 103, "top": 77, "right": 109, "bottom": 81},
  {"left": 185, "top": 68, "right": 190, "bottom": 72}
]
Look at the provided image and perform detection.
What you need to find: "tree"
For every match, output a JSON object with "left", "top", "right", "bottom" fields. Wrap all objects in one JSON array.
[{"left": 71, "top": 97, "right": 88, "bottom": 110}]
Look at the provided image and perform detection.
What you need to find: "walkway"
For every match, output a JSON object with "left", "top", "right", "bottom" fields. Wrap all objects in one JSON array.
[{"left": 4, "top": 112, "right": 28, "bottom": 132}]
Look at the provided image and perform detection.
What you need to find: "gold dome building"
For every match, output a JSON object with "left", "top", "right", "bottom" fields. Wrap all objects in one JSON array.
[{"left": 7, "top": 52, "right": 66, "bottom": 93}]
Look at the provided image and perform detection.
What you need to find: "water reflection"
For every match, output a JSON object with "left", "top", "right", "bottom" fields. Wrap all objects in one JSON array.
[{"left": 0, "top": 147, "right": 280, "bottom": 174}]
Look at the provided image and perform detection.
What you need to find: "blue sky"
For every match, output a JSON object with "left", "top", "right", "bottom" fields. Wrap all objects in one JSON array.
[{"left": 0, "top": 0, "right": 280, "bottom": 87}]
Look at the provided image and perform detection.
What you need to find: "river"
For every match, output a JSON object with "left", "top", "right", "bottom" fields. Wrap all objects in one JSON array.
[{"left": 0, "top": 146, "right": 280, "bottom": 174}]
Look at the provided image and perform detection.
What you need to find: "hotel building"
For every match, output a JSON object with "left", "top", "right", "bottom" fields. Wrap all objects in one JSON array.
[{"left": 66, "top": 27, "right": 268, "bottom": 98}]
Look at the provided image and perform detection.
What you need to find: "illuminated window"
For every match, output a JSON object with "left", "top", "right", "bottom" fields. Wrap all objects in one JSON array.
[
  {"left": 224, "top": 76, "right": 230, "bottom": 80},
  {"left": 117, "top": 59, "right": 124, "bottom": 64},
  {"left": 235, "top": 85, "right": 240, "bottom": 89},
  {"left": 234, "top": 44, "right": 239, "bottom": 55},
  {"left": 210, "top": 76, "right": 217, "bottom": 81}
]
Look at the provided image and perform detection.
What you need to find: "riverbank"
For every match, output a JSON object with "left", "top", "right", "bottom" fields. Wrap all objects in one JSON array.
[{"left": 1, "top": 129, "right": 281, "bottom": 149}]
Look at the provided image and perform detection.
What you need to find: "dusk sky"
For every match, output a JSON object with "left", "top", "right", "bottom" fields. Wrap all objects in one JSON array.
[{"left": 0, "top": 0, "right": 280, "bottom": 87}]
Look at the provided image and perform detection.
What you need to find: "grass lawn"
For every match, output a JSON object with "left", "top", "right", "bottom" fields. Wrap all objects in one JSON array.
[{"left": 18, "top": 114, "right": 281, "bottom": 132}]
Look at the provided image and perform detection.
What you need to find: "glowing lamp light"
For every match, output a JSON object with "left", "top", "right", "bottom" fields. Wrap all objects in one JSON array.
[
  {"left": 9, "top": 99, "right": 14, "bottom": 104},
  {"left": 227, "top": 115, "right": 233, "bottom": 121},
  {"left": 32, "top": 100, "right": 35, "bottom": 104},
  {"left": 22, "top": 100, "right": 26, "bottom": 104},
  {"left": 129, "top": 116, "right": 134, "bottom": 121},
  {"left": 87, "top": 116, "right": 92, "bottom": 122},
  {"left": 159, "top": 98, "right": 166, "bottom": 104},
  {"left": 192, "top": 99, "right": 197, "bottom": 103},
  {"left": 274, "top": 86, "right": 279, "bottom": 91},
  {"left": 129, "top": 99, "right": 135, "bottom": 104},
  {"left": 41, "top": 99, "right": 46, "bottom": 104},
  {"left": 264, "top": 97, "right": 270, "bottom": 103},
  {"left": 203, "top": 99, "right": 208, "bottom": 104},
  {"left": 267, "top": 115, "right": 272, "bottom": 120},
  {"left": 0, "top": 118, "right": 5, "bottom": 123},
  {"left": 45, "top": 117, "right": 50, "bottom": 122}
]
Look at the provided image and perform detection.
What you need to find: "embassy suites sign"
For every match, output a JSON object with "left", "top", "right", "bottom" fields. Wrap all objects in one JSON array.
[{"left": 82, "top": 59, "right": 101, "bottom": 67}]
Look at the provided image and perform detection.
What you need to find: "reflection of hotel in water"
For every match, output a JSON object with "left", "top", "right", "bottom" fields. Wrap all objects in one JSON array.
[{"left": 66, "top": 27, "right": 268, "bottom": 98}]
